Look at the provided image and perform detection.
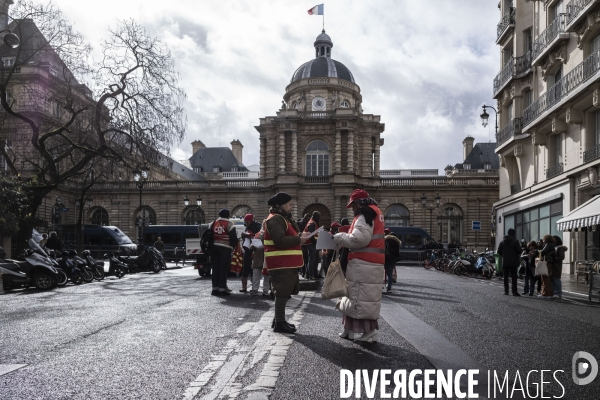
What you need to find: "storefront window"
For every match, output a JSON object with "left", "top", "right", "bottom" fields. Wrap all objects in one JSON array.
[{"left": 505, "top": 200, "right": 562, "bottom": 242}]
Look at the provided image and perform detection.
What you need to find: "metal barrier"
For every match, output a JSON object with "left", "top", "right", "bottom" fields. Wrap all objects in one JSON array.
[{"left": 398, "top": 250, "right": 427, "bottom": 263}]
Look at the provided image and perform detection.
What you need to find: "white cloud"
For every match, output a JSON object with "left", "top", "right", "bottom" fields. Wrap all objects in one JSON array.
[{"left": 43, "top": 0, "right": 499, "bottom": 172}]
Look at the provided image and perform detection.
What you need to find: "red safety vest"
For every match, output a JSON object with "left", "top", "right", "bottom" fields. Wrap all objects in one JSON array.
[
  {"left": 303, "top": 219, "right": 319, "bottom": 245},
  {"left": 264, "top": 213, "right": 304, "bottom": 270},
  {"left": 212, "top": 219, "right": 232, "bottom": 248},
  {"left": 347, "top": 205, "right": 385, "bottom": 264}
]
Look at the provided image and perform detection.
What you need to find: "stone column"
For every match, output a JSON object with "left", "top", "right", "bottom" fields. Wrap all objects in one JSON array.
[
  {"left": 335, "top": 130, "right": 341, "bottom": 173},
  {"left": 278, "top": 131, "right": 285, "bottom": 173},
  {"left": 347, "top": 131, "right": 354, "bottom": 173},
  {"left": 292, "top": 131, "right": 298, "bottom": 173},
  {"left": 374, "top": 137, "right": 381, "bottom": 176},
  {"left": 259, "top": 137, "right": 266, "bottom": 178},
  {"left": 335, "top": 196, "right": 341, "bottom": 223}
]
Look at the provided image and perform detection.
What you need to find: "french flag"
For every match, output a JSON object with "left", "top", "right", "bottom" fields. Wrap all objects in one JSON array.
[{"left": 307, "top": 4, "right": 324, "bottom": 15}]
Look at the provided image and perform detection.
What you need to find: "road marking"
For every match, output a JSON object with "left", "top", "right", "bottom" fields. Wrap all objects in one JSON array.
[
  {"left": 182, "top": 292, "right": 313, "bottom": 400},
  {"left": 0, "top": 364, "right": 27, "bottom": 376}
]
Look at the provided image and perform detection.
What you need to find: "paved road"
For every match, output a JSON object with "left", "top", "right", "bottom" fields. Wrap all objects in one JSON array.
[{"left": 1, "top": 264, "right": 599, "bottom": 399}]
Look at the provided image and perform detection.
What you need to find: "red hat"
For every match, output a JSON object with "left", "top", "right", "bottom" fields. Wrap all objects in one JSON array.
[
  {"left": 330, "top": 222, "right": 341, "bottom": 229},
  {"left": 384, "top": 228, "right": 391, "bottom": 234},
  {"left": 338, "top": 225, "right": 350, "bottom": 233},
  {"left": 346, "top": 189, "right": 369, "bottom": 208},
  {"left": 243, "top": 214, "right": 254, "bottom": 222}
]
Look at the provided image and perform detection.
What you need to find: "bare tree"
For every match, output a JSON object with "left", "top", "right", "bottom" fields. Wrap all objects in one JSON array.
[{"left": 0, "top": 1, "right": 186, "bottom": 253}]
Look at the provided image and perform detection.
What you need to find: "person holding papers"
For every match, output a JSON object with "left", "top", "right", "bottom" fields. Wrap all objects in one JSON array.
[{"left": 333, "top": 189, "right": 385, "bottom": 343}]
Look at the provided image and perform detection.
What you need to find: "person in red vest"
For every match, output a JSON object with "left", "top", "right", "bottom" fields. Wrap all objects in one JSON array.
[
  {"left": 264, "top": 192, "right": 309, "bottom": 334},
  {"left": 302, "top": 210, "right": 321, "bottom": 280},
  {"left": 333, "top": 189, "right": 385, "bottom": 343},
  {"left": 210, "top": 209, "right": 239, "bottom": 296}
]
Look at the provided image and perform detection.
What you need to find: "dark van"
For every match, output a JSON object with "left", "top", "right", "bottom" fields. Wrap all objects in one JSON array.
[
  {"left": 385, "top": 227, "right": 441, "bottom": 250},
  {"left": 143, "top": 225, "right": 200, "bottom": 260},
  {"left": 57, "top": 225, "right": 137, "bottom": 256}
]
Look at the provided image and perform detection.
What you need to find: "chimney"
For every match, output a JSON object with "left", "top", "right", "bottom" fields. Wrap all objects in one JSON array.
[
  {"left": 191, "top": 140, "right": 205, "bottom": 155},
  {"left": 231, "top": 139, "right": 243, "bottom": 164},
  {"left": 462, "top": 136, "right": 474, "bottom": 162},
  {"left": 0, "top": 1, "right": 13, "bottom": 32}
]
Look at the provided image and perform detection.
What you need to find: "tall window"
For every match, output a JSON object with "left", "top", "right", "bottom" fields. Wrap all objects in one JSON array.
[
  {"left": 384, "top": 204, "right": 410, "bottom": 227},
  {"left": 90, "top": 208, "right": 109, "bottom": 226},
  {"left": 184, "top": 207, "right": 205, "bottom": 225},
  {"left": 506, "top": 101, "right": 513, "bottom": 125},
  {"left": 305, "top": 140, "right": 330, "bottom": 176},
  {"left": 553, "top": 0, "right": 563, "bottom": 20},
  {"left": 437, "top": 205, "right": 463, "bottom": 244},
  {"left": 232, "top": 205, "right": 253, "bottom": 219},
  {"left": 592, "top": 33, "right": 600, "bottom": 55},
  {"left": 524, "top": 89, "right": 532, "bottom": 109},
  {"left": 554, "top": 134, "right": 562, "bottom": 165},
  {"left": 594, "top": 110, "right": 600, "bottom": 146},
  {"left": 523, "top": 28, "right": 532, "bottom": 54},
  {"left": 137, "top": 207, "right": 156, "bottom": 226}
]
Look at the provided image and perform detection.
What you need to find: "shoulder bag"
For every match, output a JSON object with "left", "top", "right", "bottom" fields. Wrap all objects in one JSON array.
[
  {"left": 534, "top": 251, "right": 549, "bottom": 277},
  {"left": 321, "top": 247, "right": 348, "bottom": 299}
]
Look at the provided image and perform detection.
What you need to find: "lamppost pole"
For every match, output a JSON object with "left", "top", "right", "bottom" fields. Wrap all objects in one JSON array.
[
  {"left": 421, "top": 194, "right": 441, "bottom": 237},
  {"left": 133, "top": 164, "right": 149, "bottom": 253}
]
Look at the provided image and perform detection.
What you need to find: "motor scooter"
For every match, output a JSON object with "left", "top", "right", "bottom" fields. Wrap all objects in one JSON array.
[
  {"left": 1, "top": 238, "right": 60, "bottom": 290},
  {"left": 81, "top": 250, "right": 105, "bottom": 280},
  {"left": 105, "top": 253, "right": 128, "bottom": 278},
  {"left": 118, "top": 248, "right": 162, "bottom": 273}
]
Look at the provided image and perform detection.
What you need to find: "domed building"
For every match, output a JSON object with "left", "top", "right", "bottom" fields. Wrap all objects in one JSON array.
[{"left": 255, "top": 29, "right": 385, "bottom": 228}]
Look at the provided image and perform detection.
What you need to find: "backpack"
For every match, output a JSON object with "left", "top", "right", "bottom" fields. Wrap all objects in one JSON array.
[
  {"left": 200, "top": 225, "right": 214, "bottom": 253},
  {"left": 385, "top": 237, "right": 400, "bottom": 262}
]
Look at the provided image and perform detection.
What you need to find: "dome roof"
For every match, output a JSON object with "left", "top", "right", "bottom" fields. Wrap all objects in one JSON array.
[{"left": 290, "top": 30, "right": 355, "bottom": 84}]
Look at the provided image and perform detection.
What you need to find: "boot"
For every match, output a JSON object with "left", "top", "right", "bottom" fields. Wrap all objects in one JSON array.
[
  {"left": 273, "top": 321, "right": 296, "bottom": 334},
  {"left": 272, "top": 318, "right": 295, "bottom": 329},
  {"left": 239, "top": 277, "right": 248, "bottom": 292}
]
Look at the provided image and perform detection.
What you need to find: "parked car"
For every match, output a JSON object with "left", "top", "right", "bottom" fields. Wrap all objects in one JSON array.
[
  {"left": 56, "top": 225, "right": 137, "bottom": 257},
  {"left": 385, "top": 227, "right": 441, "bottom": 250}
]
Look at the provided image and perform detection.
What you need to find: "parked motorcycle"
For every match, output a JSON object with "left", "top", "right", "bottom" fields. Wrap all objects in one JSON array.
[
  {"left": 68, "top": 251, "right": 94, "bottom": 283},
  {"left": 475, "top": 251, "right": 495, "bottom": 279},
  {"left": 117, "top": 248, "right": 162, "bottom": 274},
  {"left": 81, "top": 250, "right": 105, "bottom": 280},
  {"left": 105, "top": 253, "right": 128, "bottom": 278},
  {"left": 45, "top": 250, "right": 68, "bottom": 287},
  {"left": 1, "top": 238, "right": 60, "bottom": 290},
  {"left": 58, "top": 252, "right": 84, "bottom": 285}
]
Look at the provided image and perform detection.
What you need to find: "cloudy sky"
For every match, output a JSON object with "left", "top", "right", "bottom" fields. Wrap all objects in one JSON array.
[{"left": 46, "top": 0, "right": 499, "bottom": 172}]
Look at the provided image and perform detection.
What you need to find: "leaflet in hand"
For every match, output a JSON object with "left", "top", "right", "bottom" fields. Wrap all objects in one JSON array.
[{"left": 305, "top": 226, "right": 324, "bottom": 239}]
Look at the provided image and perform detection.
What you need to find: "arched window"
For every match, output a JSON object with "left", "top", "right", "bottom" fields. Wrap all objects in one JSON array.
[
  {"left": 137, "top": 206, "right": 156, "bottom": 227},
  {"left": 384, "top": 204, "right": 410, "bottom": 227},
  {"left": 340, "top": 100, "right": 350, "bottom": 108},
  {"left": 90, "top": 208, "right": 109, "bottom": 226},
  {"left": 184, "top": 207, "right": 205, "bottom": 225},
  {"left": 437, "top": 205, "right": 463, "bottom": 245},
  {"left": 305, "top": 140, "right": 330, "bottom": 176},
  {"left": 232, "top": 205, "right": 253, "bottom": 219}
]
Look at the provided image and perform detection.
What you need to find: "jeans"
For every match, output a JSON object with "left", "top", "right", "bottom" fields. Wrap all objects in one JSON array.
[
  {"left": 242, "top": 247, "right": 254, "bottom": 278},
  {"left": 503, "top": 264, "right": 518, "bottom": 294},
  {"left": 523, "top": 266, "right": 535, "bottom": 295},
  {"left": 305, "top": 244, "right": 318, "bottom": 278},
  {"left": 552, "top": 277, "right": 562, "bottom": 296},
  {"left": 384, "top": 263, "right": 395, "bottom": 290},
  {"left": 211, "top": 245, "right": 232, "bottom": 291}
]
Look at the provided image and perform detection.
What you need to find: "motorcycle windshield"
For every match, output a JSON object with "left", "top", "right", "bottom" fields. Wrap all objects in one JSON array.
[{"left": 29, "top": 238, "right": 49, "bottom": 257}]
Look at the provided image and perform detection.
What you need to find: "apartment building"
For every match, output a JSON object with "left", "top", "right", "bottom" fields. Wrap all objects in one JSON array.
[{"left": 493, "top": 0, "right": 600, "bottom": 272}]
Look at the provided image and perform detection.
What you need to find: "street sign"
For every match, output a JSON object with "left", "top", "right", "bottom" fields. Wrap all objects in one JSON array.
[
  {"left": 60, "top": 207, "right": 69, "bottom": 212},
  {"left": 472, "top": 221, "right": 481, "bottom": 230}
]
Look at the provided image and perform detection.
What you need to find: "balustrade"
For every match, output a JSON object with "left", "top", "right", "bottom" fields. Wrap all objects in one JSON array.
[
  {"left": 566, "top": 0, "right": 595, "bottom": 26},
  {"left": 584, "top": 144, "right": 600, "bottom": 163},
  {"left": 496, "top": 118, "right": 523, "bottom": 147},
  {"left": 546, "top": 163, "right": 564, "bottom": 179},
  {"left": 304, "top": 176, "right": 330, "bottom": 184},
  {"left": 532, "top": 14, "right": 568, "bottom": 61},
  {"left": 510, "top": 182, "right": 521, "bottom": 194},
  {"left": 497, "top": 8, "right": 515, "bottom": 40}
]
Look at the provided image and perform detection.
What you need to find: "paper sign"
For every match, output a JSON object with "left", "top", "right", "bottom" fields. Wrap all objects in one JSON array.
[
  {"left": 243, "top": 238, "right": 251, "bottom": 248},
  {"left": 316, "top": 231, "right": 336, "bottom": 250},
  {"left": 251, "top": 239, "right": 263, "bottom": 249},
  {"left": 306, "top": 226, "right": 324, "bottom": 239}
]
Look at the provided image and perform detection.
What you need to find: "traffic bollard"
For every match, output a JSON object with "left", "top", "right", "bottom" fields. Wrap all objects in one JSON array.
[{"left": 0, "top": 272, "right": 4, "bottom": 295}]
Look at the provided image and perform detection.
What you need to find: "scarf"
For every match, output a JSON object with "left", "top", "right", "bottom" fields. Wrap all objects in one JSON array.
[{"left": 269, "top": 206, "right": 301, "bottom": 233}]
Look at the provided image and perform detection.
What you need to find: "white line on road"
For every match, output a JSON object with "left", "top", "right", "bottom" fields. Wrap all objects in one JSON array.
[{"left": 0, "top": 364, "right": 28, "bottom": 376}]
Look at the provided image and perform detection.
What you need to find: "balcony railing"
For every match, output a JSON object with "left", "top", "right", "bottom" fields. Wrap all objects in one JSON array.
[
  {"left": 496, "top": 118, "right": 523, "bottom": 147},
  {"left": 494, "top": 57, "right": 514, "bottom": 95},
  {"left": 510, "top": 182, "right": 521, "bottom": 194},
  {"left": 532, "top": 14, "right": 568, "bottom": 61},
  {"left": 380, "top": 179, "right": 415, "bottom": 186},
  {"left": 515, "top": 52, "right": 532, "bottom": 75},
  {"left": 299, "top": 111, "right": 334, "bottom": 119},
  {"left": 566, "top": 0, "right": 595, "bottom": 26},
  {"left": 497, "top": 8, "right": 515, "bottom": 41},
  {"left": 304, "top": 175, "right": 330, "bottom": 184},
  {"left": 546, "top": 162, "right": 564, "bottom": 179},
  {"left": 584, "top": 143, "right": 600, "bottom": 163},
  {"left": 524, "top": 49, "right": 600, "bottom": 127}
]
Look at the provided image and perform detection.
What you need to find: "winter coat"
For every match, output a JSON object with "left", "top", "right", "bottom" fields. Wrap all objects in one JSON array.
[
  {"left": 553, "top": 245, "right": 567, "bottom": 277},
  {"left": 497, "top": 234, "right": 521, "bottom": 267},
  {"left": 251, "top": 231, "right": 265, "bottom": 269},
  {"left": 540, "top": 242, "right": 556, "bottom": 264},
  {"left": 384, "top": 234, "right": 402, "bottom": 264},
  {"left": 333, "top": 214, "right": 384, "bottom": 320}
]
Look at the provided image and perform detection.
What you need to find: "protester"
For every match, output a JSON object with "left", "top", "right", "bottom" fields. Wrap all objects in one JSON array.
[
  {"left": 240, "top": 213, "right": 262, "bottom": 293},
  {"left": 209, "top": 209, "right": 239, "bottom": 296},
  {"left": 303, "top": 211, "right": 321, "bottom": 280},
  {"left": 250, "top": 222, "right": 267, "bottom": 296},
  {"left": 497, "top": 228, "right": 521, "bottom": 296},
  {"left": 45, "top": 232, "right": 63, "bottom": 253},
  {"left": 264, "top": 192, "right": 308, "bottom": 333},
  {"left": 333, "top": 189, "right": 385, "bottom": 343},
  {"left": 522, "top": 240, "right": 538, "bottom": 296},
  {"left": 154, "top": 237, "right": 165, "bottom": 255},
  {"left": 539, "top": 234, "right": 555, "bottom": 299},
  {"left": 552, "top": 235, "right": 566, "bottom": 299},
  {"left": 298, "top": 214, "right": 311, "bottom": 277},
  {"left": 384, "top": 228, "right": 401, "bottom": 293}
]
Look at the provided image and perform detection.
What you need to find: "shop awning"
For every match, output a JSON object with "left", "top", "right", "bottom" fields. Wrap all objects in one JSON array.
[{"left": 556, "top": 195, "right": 600, "bottom": 231}]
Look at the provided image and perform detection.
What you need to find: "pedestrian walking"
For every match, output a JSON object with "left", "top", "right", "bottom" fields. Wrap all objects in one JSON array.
[
  {"left": 303, "top": 211, "right": 321, "bottom": 280},
  {"left": 264, "top": 192, "right": 308, "bottom": 334},
  {"left": 552, "top": 236, "right": 567, "bottom": 299},
  {"left": 384, "top": 228, "right": 401, "bottom": 293},
  {"left": 240, "top": 213, "right": 262, "bottom": 293},
  {"left": 522, "top": 240, "right": 538, "bottom": 296},
  {"left": 209, "top": 209, "right": 239, "bottom": 296},
  {"left": 497, "top": 228, "right": 521, "bottom": 296},
  {"left": 539, "top": 234, "right": 555, "bottom": 298},
  {"left": 333, "top": 189, "right": 385, "bottom": 343},
  {"left": 154, "top": 237, "right": 165, "bottom": 255}
]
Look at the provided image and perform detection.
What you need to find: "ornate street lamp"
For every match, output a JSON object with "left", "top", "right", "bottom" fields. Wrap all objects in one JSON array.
[
  {"left": 421, "top": 193, "right": 441, "bottom": 236},
  {"left": 183, "top": 195, "right": 190, "bottom": 207},
  {"left": 196, "top": 196, "right": 202, "bottom": 206},
  {"left": 133, "top": 164, "right": 149, "bottom": 252},
  {"left": 480, "top": 105, "right": 498, "bottom": 138},
  {"left": 0, "top": 29, "right": 20, "bottom": 49}
]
